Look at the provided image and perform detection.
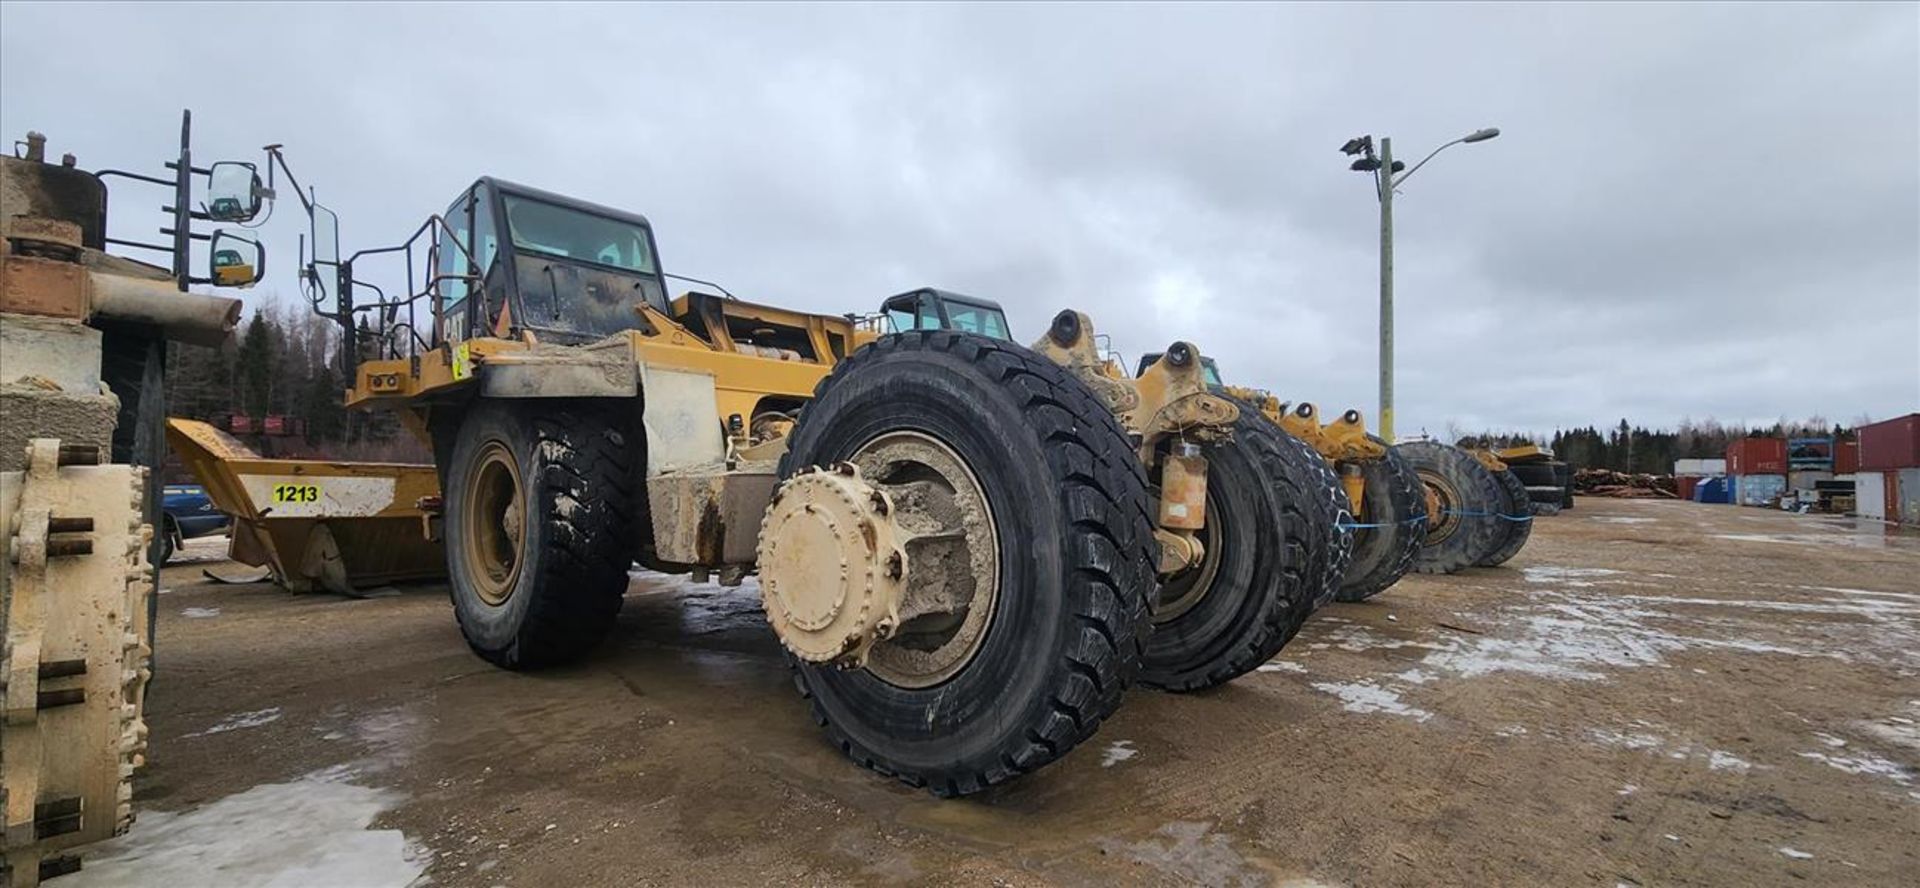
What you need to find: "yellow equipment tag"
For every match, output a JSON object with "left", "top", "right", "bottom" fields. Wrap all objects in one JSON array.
[
  {"left": 272, "top": 483, "right": 321, "bottom": 504},
  {"left": 452, "top": 342, "right": 473, "bottom": 381}
]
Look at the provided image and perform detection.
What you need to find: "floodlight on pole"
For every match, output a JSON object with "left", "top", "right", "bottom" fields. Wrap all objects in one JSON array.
[{"left": 1342, "top": 127, "right": 1501, "bottom": 442}]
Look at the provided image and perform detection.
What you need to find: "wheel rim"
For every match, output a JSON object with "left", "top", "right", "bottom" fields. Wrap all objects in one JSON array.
[
  {"left": 851, "top": 431, "right": 999, "bottom": 689},
  {"left": 1418, "top": 469, "right": 1461, "bottom": 546},
  {"left": 460, "top": 441, "right": 526, "bottom": 607},
  {"left": 1155, "top": 487, "right": 1222, "bottom": 624}
]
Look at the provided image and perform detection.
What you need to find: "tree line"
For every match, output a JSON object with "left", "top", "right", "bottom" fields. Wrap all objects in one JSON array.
[
  {"left": 1460, "top": 417, "right": 1858, "bottom": 475},
  {"left": 166, "top": 294, "right": 418, "bottom": 460}
]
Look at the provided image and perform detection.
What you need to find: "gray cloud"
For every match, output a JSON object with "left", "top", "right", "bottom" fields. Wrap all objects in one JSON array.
[{"left": 3, "top": 2, "right": 1913, "bottom": 436}]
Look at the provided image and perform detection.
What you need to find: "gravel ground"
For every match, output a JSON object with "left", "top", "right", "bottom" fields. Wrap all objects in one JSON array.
[{"left": 64, "top": 499, "right": 1919, "bottom": 887}]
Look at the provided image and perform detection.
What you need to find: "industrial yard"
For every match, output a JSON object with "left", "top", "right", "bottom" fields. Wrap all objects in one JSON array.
[{"left": 70, "top": 497, "right": 1916, "bottom": 887}]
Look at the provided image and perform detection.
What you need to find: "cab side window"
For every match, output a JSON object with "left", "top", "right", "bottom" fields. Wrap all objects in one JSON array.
[
  {"left": 471, "top": 184, "right": 499, "bottom": 284},
  {"left": 438, "top": 190, "right": 472, "bottom": 307}
]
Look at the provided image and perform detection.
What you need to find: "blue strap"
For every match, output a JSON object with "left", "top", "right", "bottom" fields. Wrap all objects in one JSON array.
[{"left": 1337, "top": 514, "right": 1430, "bottom": 530}]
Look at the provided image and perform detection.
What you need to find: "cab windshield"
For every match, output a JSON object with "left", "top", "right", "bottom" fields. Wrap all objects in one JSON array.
[
  {"left": 943, "top": 301, "right": 1011, "bottom": 340},
  {"left": 502, "top": 194, "right": 656, "bottom": 274}
]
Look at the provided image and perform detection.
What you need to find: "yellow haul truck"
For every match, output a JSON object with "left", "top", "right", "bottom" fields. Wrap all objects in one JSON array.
[
  {"left": 882, "top": 289, "right": 1534, "bottom": 604},
  {"left": 240, "top": 148, "right": 1331, "bottom": 794}
]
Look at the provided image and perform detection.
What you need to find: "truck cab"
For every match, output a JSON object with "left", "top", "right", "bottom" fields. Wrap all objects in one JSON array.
[
  {"left": 436, "top": 178, "right": 669, "bottom": 346},
  {"left": 878, "top": 288, "right": 1013, "bottom": 340}
]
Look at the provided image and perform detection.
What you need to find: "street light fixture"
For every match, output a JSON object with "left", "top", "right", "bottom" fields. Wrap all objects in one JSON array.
[{"left": 1340, "top": 126, "right": 1501, "bottom": 442}]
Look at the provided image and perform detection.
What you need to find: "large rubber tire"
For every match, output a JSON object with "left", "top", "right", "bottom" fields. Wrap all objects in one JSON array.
[
  {"left": 1396, "top": 441, "right": 1505, "bottom": 575},
  {"left": 1335, "top": 437, "right": 1426, "bottom": 602},
  {"left": 1142, "top": 408, "right": 1317, "bottom": 691},
  {"left": 1476, "top": 468, "right": 1534, "bottom": 567},
  {"left": 160, "top": 517, "right": 177, "bottom": 565},
  {"left": 1274, "top": 421, "right": 1352, "bottom": 612},
  {"left": 1527, "top": 484, "right": 1567, "bottom": 505},
  {"left": 442, "top": 400, "right": 637, "bottom": 669},
  {"left": 1508, "top": 462, "right": 1559, "bottom": 487},
  {"left": 777, "top": 331, "right": 1156, "bottom": 797}
]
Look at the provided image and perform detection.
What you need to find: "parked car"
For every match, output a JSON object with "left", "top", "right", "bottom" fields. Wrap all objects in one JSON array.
[{"left": 161, "top": 484, "right": 231, "bottom": 563}]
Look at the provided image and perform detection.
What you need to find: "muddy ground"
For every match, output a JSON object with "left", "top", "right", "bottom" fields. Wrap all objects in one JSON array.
[{"left": 63, "top": 498, "right": 1919, "bottom": 887}]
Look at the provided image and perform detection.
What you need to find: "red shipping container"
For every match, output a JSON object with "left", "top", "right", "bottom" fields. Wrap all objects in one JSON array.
[
  {"left": 1858, "top": 413, "right": 1920, "bottom": 471},
  {"left": 1835, "top": 439, "right": 1860, "bottom": 475},
  {"left": 1675, "top": 476, "right": 1701, "bottom": 501},
  {"left": 1727, "top": 438, "right": 1787, "bottom": 475}
]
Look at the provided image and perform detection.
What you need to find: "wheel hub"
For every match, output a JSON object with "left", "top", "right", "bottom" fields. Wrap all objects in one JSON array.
[{"left": 758, "top": 464, "right": 908, "bottom": 667}]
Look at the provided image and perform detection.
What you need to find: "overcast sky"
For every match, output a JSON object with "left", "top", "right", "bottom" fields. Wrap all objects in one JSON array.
[{"left": 3, "top": 3, "right": 1914, "bottom": 436}]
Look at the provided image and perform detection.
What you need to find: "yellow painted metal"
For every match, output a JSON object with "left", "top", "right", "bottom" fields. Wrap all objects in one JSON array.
[
  {"left": 165, "top": 419, "right": 446, "bottom": 593},
  {"left": 1496, "top": 444, "right": 1549, "bottom": 464},
  {"left": 1470, "top": 448, "right": 1509, "bottom": 474},
  {"left": 1028, "top": 310, "right": 1236, "bottom": 578}
]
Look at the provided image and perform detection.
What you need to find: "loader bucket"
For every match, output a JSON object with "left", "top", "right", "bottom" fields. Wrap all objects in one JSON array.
[{"left": 165, "top": 418, "right": 447, "bottom": 594}]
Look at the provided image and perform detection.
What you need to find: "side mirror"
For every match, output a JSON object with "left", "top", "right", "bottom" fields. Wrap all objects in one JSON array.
[
  {"left": 205, "top": 161, "right": 265, "bottom": 222},
  {"left": 306, "top": 203, "right": 341, "bottom": 308},
  {"left": 209, "top": 230, "right": 264, "bottom": 289}
]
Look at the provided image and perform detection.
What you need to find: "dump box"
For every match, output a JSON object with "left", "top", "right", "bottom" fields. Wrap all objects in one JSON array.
[{"left": 166, "top": 418, "right": 446, "bottom": 594}]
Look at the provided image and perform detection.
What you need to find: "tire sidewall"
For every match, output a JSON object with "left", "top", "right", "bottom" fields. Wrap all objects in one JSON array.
[
  {"left": 1143, "top": 425, "right": 1289, "bottom": 683},
  {"left": 443, "top": 402, "right": 551, "bottom": 654},
  {"left": 784, "top": 343, "right": 1082, "bottom": 771}
]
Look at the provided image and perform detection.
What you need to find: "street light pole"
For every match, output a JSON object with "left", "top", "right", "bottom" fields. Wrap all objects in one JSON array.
[
  {"left": 1377, "top": 137, "right": 1395, "bottom": 442},
  {"left": 1341, "top": 127, "right": 1499, "bottom": 443}
]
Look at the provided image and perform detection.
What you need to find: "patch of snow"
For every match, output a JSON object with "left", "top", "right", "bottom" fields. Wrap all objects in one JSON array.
[
  {"left": 1102, "top": 740, "right": 1138, "bottom": 768},
  {"left": 1860, "top": 717, "right": 1920, "bottom": 750},
  {"left": 1708, "top": 750, "right": 1752, "bottom": 772},
  {"left": 1495, "top": 724, "right": 1529, "bottom": 738},
  {"left": 183, "top": 707, "right": 281, "bottom": 738},
  {"left": 1594, "top": 517, "right": 1659, "bottom": 524},
  {"left": 1521, "top": 566, "right": 1623, "bottom": 587},
  {"left": 1813, "top": 732, "right": 1847, "bottom": 748},
  {"left": 1588, "top": 728, "right": 1662, "bottom": 751},
  {"left": 1779, "top": 847, "right": 1814, "bottom": 860},
  {"left": 1394, "top": 668, "right": 1437, "bottom": 685},
  {"left": 1256, "top": 660, "right": 1306, "bottom": 674},
  {"left": 60, "top": 772, "right": 425, "bottom": 887},
  {"left": 1798, "top": 751, "right": 1914, "bottom": 785},
  {"left": 1309, "top": 680, "right": 1432, "bottom": 722},
  {"left": 1617, "top": 784, "right": 1637, "bottom": 796},
  {"left": 180, "top": 607, "right": 221, "bottom": 619}
]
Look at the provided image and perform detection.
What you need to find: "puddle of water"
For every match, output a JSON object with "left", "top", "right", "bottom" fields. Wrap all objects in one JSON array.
[
  {"left": 1099, "top": 821, "right": 1270, "bottom": 888},
  {"left": 61, "top": 772, "right": 426, "bottom": 887}
]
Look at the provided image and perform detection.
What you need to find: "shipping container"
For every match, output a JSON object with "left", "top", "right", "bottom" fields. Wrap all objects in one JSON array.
[
  {"left": 1858, "top": 413, "right": 1920, "bottom": 471},
  {"left": 1693, "top": 476, "right": 1732, "bottom": 504},
  {"left": 1673, "top": 458, "right": 1728, "bottom": 476},
  {"left": 1835, "top": 439, "right": 1860, "bottom": 474},
  {"left": 1732, "top": 474, "right": 1787, "bottom": 507},
  {"left": 1675, "top": 476, "right": 1700, "bottom": 500},
  {"left": 1787, "top": 470, "right": 1834, "bottom": 491},
  {"left": 1855, "top": 471, "right": 1887, "bottom": 521},
  {"left": 1727, "top": 438, "right": 1788, "bottom": 475},
  {"left": 1788, "top": 437, "right": 1835, "bottom": 470},
  {"left": 1899, "top": 468, "right": 1920, "bottom": 526}
]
